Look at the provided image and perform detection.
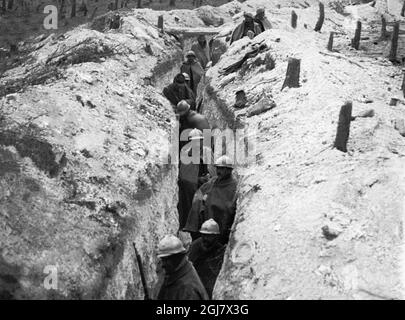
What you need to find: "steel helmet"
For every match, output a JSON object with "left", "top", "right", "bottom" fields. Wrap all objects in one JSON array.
[
  {"left": 182, "top": 72, "right": 190, "bottom": 81},
  {"left": 257, "top": 8, "right": 265, "bottom": 15},
  {"left": 215, "top": 155, "right": 234, "bottom": 169},
  {"left": 176, "top": 100, "right": 190, "bottom": 116},
  {"left": 157, "top": 235, "right": 186, "bottom": 258},
  {"left": 200, "top": 219, "right": 220, "bottom": 235},
  {"left": 186, "top": 50, "right": 196, "bottom": 58},
  {"left": 189, "top": 128, "right": 204, "bottom": 141}
]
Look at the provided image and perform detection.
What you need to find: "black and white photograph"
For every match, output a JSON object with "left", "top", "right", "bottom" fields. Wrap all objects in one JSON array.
[{"left": 0, "top": 0, "right": 404, "bottom": 307}]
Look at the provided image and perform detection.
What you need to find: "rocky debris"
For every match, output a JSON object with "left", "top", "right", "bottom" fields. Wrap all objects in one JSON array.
[{"left": 246, "top": 97, "right": 277, "bottom": 117}]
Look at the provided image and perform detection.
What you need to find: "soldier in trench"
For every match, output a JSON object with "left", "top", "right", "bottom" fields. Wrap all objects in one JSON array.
[
  {"left": 188, "top": 219, "right": 226, "bottom": 299},
  {"left": 175, "top": 100, "right": 210, "bottom": 151},
  {"left": 156, "top": 235, "right": 209, "bottom": 300},
  {"left": 180, "top": 51, "right": 205, "bottom": 97},
  {"left": 178, "top": 128, "right": 215, "bottom": 230},
  {"left": 184, "top": 155, "right": 237, "bottom": 244},
  {"left": 163, "top": 73, "right": 196, "bottom": 110},
  {"left": 191, "top": 35, "right": 212, "bottom": 69}
]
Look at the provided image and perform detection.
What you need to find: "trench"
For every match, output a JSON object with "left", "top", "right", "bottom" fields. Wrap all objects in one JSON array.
[{"left": 3, "top": 0, "right": 404, "bottom": 300}]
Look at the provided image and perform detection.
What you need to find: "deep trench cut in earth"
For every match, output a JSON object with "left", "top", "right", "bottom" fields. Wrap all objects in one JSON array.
[{"left": 0, "top": 0, "right": 405, "bottom": 300}]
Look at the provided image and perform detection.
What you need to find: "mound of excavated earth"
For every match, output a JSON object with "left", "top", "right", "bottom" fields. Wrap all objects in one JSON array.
[{"left": 198, "top": 0, "right": 405, "bottom": 300}]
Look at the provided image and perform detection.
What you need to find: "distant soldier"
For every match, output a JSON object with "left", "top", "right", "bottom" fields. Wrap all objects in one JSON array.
[
  {"left": 189, "top": 219, "right": 226, "bottom": 299},
  {"left": 157, "top": 235, "right": 209, "bottom": 300},
  {"left": 163, "top": 73, "right": 196, "bottom": 110},
  {"left": 230, "top": 12, "right": 262, "bottom": 44},
  {"left": 180, "top": 51, "right": 204, "bottom": 96},
  {"left": 254, "top": 8, "right": 272, "bottom": 32},
  {"left": 184, "top": 155, "right": 238, "bottom": 244},
  {"left": 191, "top": 35, "right": 212, "bottom": 69}
]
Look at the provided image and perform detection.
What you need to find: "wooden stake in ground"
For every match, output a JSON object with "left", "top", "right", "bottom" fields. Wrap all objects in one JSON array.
[
  {"left": 281, "top": 58, "right": 301, "bottom": 91},
  {"left": 351, "top": 21, "right": 361, "bottom": 50},
  {"left": 381, "top": 15, "right": 387, "bottom": 39},
  {"left": 90, "top": 7, "right": 98, "bottom": 20},
  {"left": 327, "top": 32, "right": 334, "bottom": 51},
  {"left": 71, "top": 0, "right": 76, "bottom": 18},
  {"left": 314, "top": 2, "right": 325, "bottom": 32},
  {"left": 334, "top": 101, "right": 353, "bottom": 153},
  {"left": 158, "top": 15, "right": 164, "bottom": 31},
  {"left": 389, "top": 21, "right": 400, "bottom": 63},
  {"left": 137, "top": 0, "right": 142, "bottom": 8},
  {"left": 401, "top": 70, "right": 405, "bottom": 98},
  {"left": 291, "top": 10, "right": 297, "bottom": 29}
]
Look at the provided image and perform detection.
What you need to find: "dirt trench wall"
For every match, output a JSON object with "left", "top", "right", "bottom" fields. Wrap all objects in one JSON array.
[
  {"left": 198, "top": 0, "right": 405, "bottom": 300},
  {"left": 0, "top": 11, "right": 187, "bottom": 300}
]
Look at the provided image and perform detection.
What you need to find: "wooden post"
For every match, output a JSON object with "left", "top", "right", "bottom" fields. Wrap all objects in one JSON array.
[
  {"left": 401, "top": 0, "right": 405, "bottom": 17},
  {"left": 314, "top": 2, "right": 325, "bottom": 32},
  {"left": 137, "top": 0, "right": 142, "bottom": 8},
  {"left": 71, "top": 0, "right": 76, "bottom": 18},
  {"left": 291, "top": 10, "right": 297, "bottom": 29},
  {"left": 60, "top": 0, "right": 66, "bottom": 19},
  {"left": 389, "top": 21, "right": 400, "bottom": 63},
  {"left": 381, "top": 15, "right": 387, "bottom": 39},
  {"left": 281, "top": 58, "right": 301, "bottom": 91},
  {"left": 351, "top": 21, "right": 361, "bottom": 50},
  {"left": 115, "top": 0, "right": 118, "bottom": 10},
  {"left": 90, "top": 7, "right": 98, "bottom": 20},
  {"left": 401, "top": 70, "right": 405, "bottom": 98},
  {"left": 158, "top": 15, "right": 164, "bottom": 31},
  {"left": 327, "top": 32, "right": 334, "bottom": 51},
  {"left": 334, "top": 101, "right": 353, "bottom": 153}
]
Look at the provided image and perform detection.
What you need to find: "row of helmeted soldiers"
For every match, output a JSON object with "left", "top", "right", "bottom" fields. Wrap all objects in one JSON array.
[{"left": 155, "top": 8, "right": 273, "bottom": 300}]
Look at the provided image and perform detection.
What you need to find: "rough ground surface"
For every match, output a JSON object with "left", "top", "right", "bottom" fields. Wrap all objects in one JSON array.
[
  {"left": 199, "top": 0, "right": 405, "bottom": 300},
  {"left": 0, "top": 6, "right": 219, "bottom": 299}
]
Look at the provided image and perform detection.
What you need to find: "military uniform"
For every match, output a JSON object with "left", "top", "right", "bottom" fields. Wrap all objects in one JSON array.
[
  {"left": 157, "top": 259, "right": 209, "bottom": 300},
  {"left": 184, "top": 175, "right": 237, "bottom": 244},
  {"left": 188, "top": 238, "right": 226, "bottom": 299}
]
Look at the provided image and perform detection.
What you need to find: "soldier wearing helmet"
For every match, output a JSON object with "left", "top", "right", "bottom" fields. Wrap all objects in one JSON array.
[
  {"left": 156, "top": 235, "right": 209, "bottom": 300},
  {"left": 178, "top": 128, "right": 215, "bottom": 230},
  {"left": 230, "top": 12, "right": 263, "bottom": 45},
  {"left": 191, "top": 35, "right": 212, "bottom": 69},
  {"left": 188, "top": 219, "right": 226, "bottom": 299},
  {"left": 163, "top": 73, "right": 196, "bottom": 110},
  {"left": 184, "top": 155, "right": 238, "bottom": 244},
  {"left": 175, "top": 100, "right": 210, "bottom": 151},
  {"left": 180, "top": 51, "right": 204, "bottom": 96}
]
